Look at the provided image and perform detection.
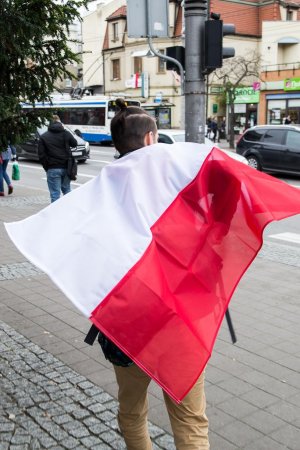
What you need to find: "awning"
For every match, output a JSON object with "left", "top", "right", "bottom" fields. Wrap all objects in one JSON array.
[
  {"left": 131, "top": 50, "right": 155, "bottom": 57},
  {"left": 277, "top": 37, "right": 300, "bottom": 44}
]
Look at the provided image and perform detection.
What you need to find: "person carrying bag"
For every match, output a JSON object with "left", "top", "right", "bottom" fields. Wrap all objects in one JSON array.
[
  {"left": 38, "top": 115, "right": 77, "bottom": 203},
  {"left": 0, "top": 145, "right": 16, "bottom": 196}
]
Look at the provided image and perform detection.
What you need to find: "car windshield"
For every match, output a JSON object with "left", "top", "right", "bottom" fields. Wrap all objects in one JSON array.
[{"left": 172, "top": 134, "right": 185, "bottom": 142}]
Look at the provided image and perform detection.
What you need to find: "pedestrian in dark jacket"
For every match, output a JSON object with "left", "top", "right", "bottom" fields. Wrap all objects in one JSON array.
[
  {"left": 211, "top": 117, "right": 218, "bottom": 143},
  {"left": 38, "top": 115, "right": 77, "bottom": 203}
]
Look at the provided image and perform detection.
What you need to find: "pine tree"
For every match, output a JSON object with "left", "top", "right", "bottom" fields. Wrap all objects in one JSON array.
[{"left": 0, "top": 0, "right": 89, "bottom": 148}]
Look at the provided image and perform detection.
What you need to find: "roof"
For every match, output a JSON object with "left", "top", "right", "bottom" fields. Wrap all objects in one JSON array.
[{"left": 106, "top": 5, "right": 127, "bottom": 21}]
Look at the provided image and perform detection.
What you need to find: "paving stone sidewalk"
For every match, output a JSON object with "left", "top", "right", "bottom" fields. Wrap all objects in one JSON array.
[{"left": 0, "top": 320, "right": 173, "bottom": 450}]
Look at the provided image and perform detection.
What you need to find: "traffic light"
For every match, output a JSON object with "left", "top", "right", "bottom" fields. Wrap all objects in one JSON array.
[
  {"left": 204, "top": 15, "right": 235, "bottom": 73},
  {"left": 166, "top": 46, "right": 185, "bottom": 74}
]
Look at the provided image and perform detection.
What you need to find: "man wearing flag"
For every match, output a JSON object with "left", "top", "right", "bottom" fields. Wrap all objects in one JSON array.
[{"left": 101, "top": 98, "right": 210, "bottom": 449}]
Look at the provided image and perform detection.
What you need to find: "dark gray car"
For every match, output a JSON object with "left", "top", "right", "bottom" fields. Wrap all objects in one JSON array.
[
  {"left": 236, "top": 125, "right": 300, "bottom": 175},
  {"left": 16, "top": 125, "right": 90, "bottom": 163}
]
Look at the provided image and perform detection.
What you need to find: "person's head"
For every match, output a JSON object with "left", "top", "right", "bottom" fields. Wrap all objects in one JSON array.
[
  {"left": 51, "top": 114, "right": 61, "bottom": 124},
  {"left": 110, "top": 98, "right": 157, "bottom": 155}
]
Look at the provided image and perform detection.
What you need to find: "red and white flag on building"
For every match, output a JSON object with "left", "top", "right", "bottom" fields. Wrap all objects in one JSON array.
[{"left": 5, "top": 143, "right": 300, "bottom": 402}]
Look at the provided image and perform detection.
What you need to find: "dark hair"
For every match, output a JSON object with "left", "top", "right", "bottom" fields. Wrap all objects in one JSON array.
[{"left": 110, "top": 98, "right": 157, "bottom": 154}]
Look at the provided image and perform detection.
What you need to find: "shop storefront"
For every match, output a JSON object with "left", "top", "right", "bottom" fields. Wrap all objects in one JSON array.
[
  {"left": 228, "top": 87, "right": 260, "bottom": 134},
  {"left": 142, "top": 103, "right": 173, "bottom": 129},
  {"left": 267, "top": 77, "right": 300, "bottom": 124}
]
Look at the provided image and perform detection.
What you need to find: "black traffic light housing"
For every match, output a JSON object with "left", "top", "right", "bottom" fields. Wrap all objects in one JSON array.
[
  {"left": 166, "top": 46, "right": 185, "bottom": 74},
  {"left": 204, "top": 14, "right": 235, "bottom": 74}
]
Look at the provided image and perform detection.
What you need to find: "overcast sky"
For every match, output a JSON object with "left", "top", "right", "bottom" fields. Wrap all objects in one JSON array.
[{"left": 79, "top": 0, "right": 109, "bottom": 17}]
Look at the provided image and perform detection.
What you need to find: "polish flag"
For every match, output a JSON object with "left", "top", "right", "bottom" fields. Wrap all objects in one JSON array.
[
  {"left": 134, "top": 72, "right": 139, "bottom": 88},
  {"left": 5, "top": 143, "right": 300, "bottom": 402}
]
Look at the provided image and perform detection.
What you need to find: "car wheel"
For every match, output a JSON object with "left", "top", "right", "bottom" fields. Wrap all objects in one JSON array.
[{"left": 246, "top": 155, "right": 261, "bottom": 170}]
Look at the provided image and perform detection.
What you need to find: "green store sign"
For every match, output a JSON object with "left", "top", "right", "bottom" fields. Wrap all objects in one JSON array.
[
  {"left": 284, "top": 77, "right": 300, "bottom": 91},
  {"left": 226, "top": 87, "right": 260, "bottom": 104},
  {"left": 232, "top": 87, "right": 260, "bottom": 104}
]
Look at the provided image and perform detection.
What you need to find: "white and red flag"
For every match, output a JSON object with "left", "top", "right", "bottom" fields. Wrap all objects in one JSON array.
[{"left": 5, "top": 143, "right": 300, "bottom": 402}]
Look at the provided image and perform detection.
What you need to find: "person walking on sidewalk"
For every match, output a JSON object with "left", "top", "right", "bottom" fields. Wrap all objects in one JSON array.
[
  {"left": 87, "top": 98, "right": 210, "bottom": 450},
  {"left": 211, "top": 117, "right": 218, "bottom": 143},
  {"left": 38, "top": 115, "right": 77, "bottom": 203},
  {"left": 0, "top": 145, "right": 16, "bottom": 197}
]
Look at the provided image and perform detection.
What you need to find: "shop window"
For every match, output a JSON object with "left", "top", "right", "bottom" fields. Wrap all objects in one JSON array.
[
  {"left": 134, "top": 57, "right": 142, "bottom": 74},
  {"left": 112, "top": 59, "right": 120, "bottom": 80},
  {"left": 267, "top": 100, "right": 286, "bottom": 124}
]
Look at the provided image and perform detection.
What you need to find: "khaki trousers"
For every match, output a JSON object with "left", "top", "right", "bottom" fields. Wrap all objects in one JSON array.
[{"left": 113, "top": 364, "right": 209, "bottom": 450}]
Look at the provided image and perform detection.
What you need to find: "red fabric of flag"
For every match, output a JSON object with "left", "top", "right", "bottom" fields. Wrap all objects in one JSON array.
[{"left": 91, "top": 148, "right": 300, "bottom": 402}]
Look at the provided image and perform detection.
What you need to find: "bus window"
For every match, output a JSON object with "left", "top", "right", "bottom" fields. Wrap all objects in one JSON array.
[{"left": 87, "top": 109, "right": 105, "bottom": 126}]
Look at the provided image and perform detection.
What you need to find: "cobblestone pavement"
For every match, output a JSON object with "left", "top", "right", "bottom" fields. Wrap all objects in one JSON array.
[{"left": 0, "top": 320, "right": 174, "bottom": 450}]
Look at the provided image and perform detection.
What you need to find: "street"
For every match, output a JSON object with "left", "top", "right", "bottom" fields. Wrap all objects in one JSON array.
[{"left": 1, "top": 144, "right": 300, "bottom": 449}]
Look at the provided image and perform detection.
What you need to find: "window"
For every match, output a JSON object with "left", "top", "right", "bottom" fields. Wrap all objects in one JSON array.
[
  {"left": 112, "top": 59, "right": 120, "bottom": 80},
  {"left": 134, "top": 57, "right": 142, "bottom": 74},
  {"left": 267, "top": 99, "right": 286, "bottom": 124},
  {"left": 112, "top": 22, "right": 119, "bottom": 41},
  {"left": 59, "top": 108, "right": 105, "bottom": 126},
  {"left": 286, "top": 131, "right": 300, "bottom": 147},
  {"left": 244, "top": 129, "right": 265, "bottom": 142},
  {"left": 263, "top": 129, "right": 285, "bottom": 144},
  {"left": 65, "top": 78, "right": 72, "bottom": 88},
  {"left": 158, "top": 50, "right": 165, "bottom": 73}
]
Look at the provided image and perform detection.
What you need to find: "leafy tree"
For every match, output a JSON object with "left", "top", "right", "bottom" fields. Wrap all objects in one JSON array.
[
  {"left": 0, "top": 0, "right": 89, "bottom": 149},
  {"left": 210, "top": 51, "right": 261, "bottom": 148}
]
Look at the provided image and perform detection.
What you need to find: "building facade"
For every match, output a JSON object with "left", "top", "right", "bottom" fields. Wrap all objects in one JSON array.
[{"left": 80, "top": 0, "right": 300, "bottom": 129}]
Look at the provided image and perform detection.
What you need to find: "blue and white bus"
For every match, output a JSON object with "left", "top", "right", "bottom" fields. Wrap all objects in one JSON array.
[{"left": 22, "top": 96, "right": 141, "bottom": 144}]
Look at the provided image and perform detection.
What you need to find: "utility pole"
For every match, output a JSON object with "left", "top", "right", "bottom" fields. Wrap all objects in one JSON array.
[{"left": 184, "top": 0, "right": 208, "bottom": 143}]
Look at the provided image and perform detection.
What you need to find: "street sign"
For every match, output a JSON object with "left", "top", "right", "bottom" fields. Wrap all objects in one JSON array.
[
  {"left": 127, "top": 0, "right": 169, "bottom": 38},
  {"left": 141, "top": 72, "right": 149, "bottom": 98}
]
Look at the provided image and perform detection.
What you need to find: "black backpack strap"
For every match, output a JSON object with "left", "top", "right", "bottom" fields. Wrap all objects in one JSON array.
[{"left": 84, "top": 324, "right": 99, "bottom": 345}]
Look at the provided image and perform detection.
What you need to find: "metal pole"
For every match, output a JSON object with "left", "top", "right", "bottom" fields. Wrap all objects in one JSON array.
[{"left": 184, "top": 0, "right": 208, "bottom": 143}]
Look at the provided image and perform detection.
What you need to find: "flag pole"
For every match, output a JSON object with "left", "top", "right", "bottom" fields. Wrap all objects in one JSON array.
[{"left": 225, "top": 309, "right": 237, "bottom": 344}]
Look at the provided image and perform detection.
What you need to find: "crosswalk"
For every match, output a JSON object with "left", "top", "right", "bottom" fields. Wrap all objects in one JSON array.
[{"left": 268, "top": 232, "right": 300, "bottom": 245}]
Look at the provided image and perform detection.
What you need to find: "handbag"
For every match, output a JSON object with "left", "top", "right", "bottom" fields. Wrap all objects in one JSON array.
[
  {"left": 67, "top": 156, "right": 77, "bottom": 181},
  {"left": 12, "top": 162, "right": 20, "bottom": 181}
]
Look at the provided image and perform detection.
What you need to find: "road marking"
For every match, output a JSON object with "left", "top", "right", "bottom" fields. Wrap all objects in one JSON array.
[
  {"left": 269, "top": 232, "right": 300, "bottom": 244},
  {"left": 75, "top": 173, "right": 95, "bottom": 178},
  {"left": 88, "top": 159, "right": 111, "bottom": 164}
]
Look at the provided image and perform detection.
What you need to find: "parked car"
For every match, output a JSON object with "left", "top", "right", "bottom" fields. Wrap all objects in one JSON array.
[
  {"left": 16, "top": 125, "right": 90, "bottom": 163},
  {"left": 157, "top": 129, "right": 248, "bottom": 165},
  {"left": 236, "top": 125, "right": 300, "bottom": 175}
]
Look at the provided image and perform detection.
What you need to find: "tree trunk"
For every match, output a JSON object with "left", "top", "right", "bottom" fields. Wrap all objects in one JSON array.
[{"left": 228, "top": 93, "right": 235, "bottom": 149}]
